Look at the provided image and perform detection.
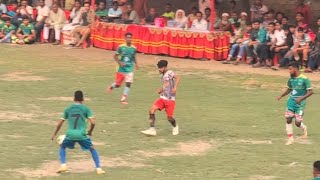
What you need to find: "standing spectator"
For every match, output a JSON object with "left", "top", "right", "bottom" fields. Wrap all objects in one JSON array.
[
  {"left": 108, "top": 1, "right": 122, "bottom": 18},
  {"left": 295, "top": 0, "right": 312, "bottom": 26},
  {"left": 204, "top": 8, "right": 211, "bottom": 25},
  {"left": 191, "top": 12, "right": 208, "bottom": 31},
  {"left": 62, "top": 0, "right": 82, "bottom": 31},
  {"left": 281, "top": 16, "right": 289, "bottom": 29},
  {"left": 228, "top": 11, "right": 239, "bottom": 25},
  {"left": 275, "top": 12, "right": 284, "bottom": 22},
  {"left": 95, "top": 1, "right": 108, "bottom": 18},
  {"left": 292, "top": 27, "right": 311, "bottom": 70},
  {"left": 162, "top": 3, "right": 175, "bottom": 20},
  {"left": 43, "top": 3, "right": 66, "bottom": 45},
  {"left": 250, "top": 0, "right": 268, "bottom": 22},
  {"left": 0, "top": 0, "right": 7, "bottom": 18},
  {"left": 262, "top": 10, "right": 276, "bottom": 29},
  {"left": 239, "top": 12, "right": 248, "bottom": 29},
  {"left": 14, "top": 16, "right": 35, "bottom": 44},
  {"left": 71, "top": 2, "right": 95, "bottom": 47},
  {"left": 187, "top": 6, "right": 198, "bottom": 22},
  {"left": 219, "top": 13, "right": 232, "bottom": 32},
  {"left": 35, "top": 0, "right": 50, "bottom": 42},
  {"left": 199, "top": 0, "right": 210, "bottom": 14},
  {"left": 313, "top": 161, "right": 320, "bottom": 180},
  {"left": 174, "top": 9, "right": 188, "bottom": 29},
  {"left": 15, "top": 0, "right": 34, "bottom": 20},
  {"left": 0, "top": 17, "right": 16, "bottom": 43},
  {"left": 122, "top": 3, "right": 139, "bottom": 24},
  {"left": 145, "top": 8, "right": 158, "bottom": 24}
]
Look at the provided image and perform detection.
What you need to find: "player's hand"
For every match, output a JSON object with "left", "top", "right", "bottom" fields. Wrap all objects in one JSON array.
[
  {"left": 87, "top": 131, "right": 92, "bottom": 136},
  {"left": 172, "top": 88, "right": 177, "bottom": 95},
  {"left": 295, "top": 97, "right": 303, "bottom": 104},
  {"left": 277, "top": 96, "right": 282, "bottom": 101},
  {"left": 157, "top": 88, "right": 163, "bottom": 94},
  {"left": 51, "top": 134, "right": 56, "bottom": 141}
]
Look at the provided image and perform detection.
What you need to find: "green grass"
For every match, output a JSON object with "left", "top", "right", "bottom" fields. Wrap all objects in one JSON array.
[{"left": 0, "top": 45, "right": 320, "bottom": 180}]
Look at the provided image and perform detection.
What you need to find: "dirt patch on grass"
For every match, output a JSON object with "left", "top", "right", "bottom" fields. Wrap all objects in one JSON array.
[
  {"left": 249, "top": 175, "right": 278, "bottom": 180},
  {"left": 12, "top": 156, "right": 147, "bottom": 178},
  {"left": 237, "top": 139, "right": 273, "bottom": 145},
  {"left": 0, "top": 72, "right": 48, "bottom": 81},
  {"left": 137, "top": 140, "right": 214, "bottom": 157},
  {"left": 0, "top": 111, "right": 35, "bottom": 120},
  {"left": 92, "top": 141, "right": 106, "bottom": 146},
  {"left": 38, "top": 97, "right": 91, "bottom": 101}
]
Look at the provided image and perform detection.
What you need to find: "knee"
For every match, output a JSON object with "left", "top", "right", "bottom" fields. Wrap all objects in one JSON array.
[
  {"left": 125, "top": 82, "right": 131, "bottom": 88},
  {"left": 149, "top": 107, "right": 157, "bottom": 114}
]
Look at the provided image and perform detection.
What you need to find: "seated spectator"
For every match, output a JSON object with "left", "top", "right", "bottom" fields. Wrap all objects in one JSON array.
[
  {"left": 187, "top": 6, "right": 198, "bottom": 22},
  {"left": 292, "top": 27, "right": 311, "bottom": 70},
  {"left": 16, "top": 0, "right": 33, "bottom": 20},
  {"left": 191, "top": 11, "right": 208, "bottom": 31},
  {"left": 96, "top": 2, "right": 108, "bottom": 19},
  {"left": 0, "top": 17, "right": 16, "bottom": 43},
  {"left": 262, "top": 10, "right": 276, "bottom": 29},
  {"left": 62, "top": 0, "right": 82, "bottom": 31},
  {"left": 14, "top": 16, "right": 35, "bottom": 44},
  {"left": 43, "top": 3, "right": 66, "bottom": 45},
  {"left": 122, "top": 4, "right": 139, "bottom": 24},
  {"left": 281, "top": 16, "right": 289, "bottom": 29},
  {"left": 228, "top": 11, "right": 239, "bottom": 25},
  {"left": 250, "top": 0, "right": 268, "bottom": 22},
  {"left": 295, "top": 0, "right": 312, "bottom": 26},
  {"left": 71, "top": 2, "right": 94, "bottom": 47},
  {"left": 275, "top": 12, "right": 284, "bottom": 22},
  {"left": 306, "top": 18, "right": 320, "bottom": 72},
  {"left": 145, "top": 8, "right": 158, "bottom": 24},
  {"left": 35, "top": 0, "right": 50, "bottom": 42},
  {"left": 278, "top": 25, "right": 296, "bottom": 68},
  {"left": 174, "top": 9, "right": 188, "bottom": 28},
  {"left": 162, "top": 3, "right": 174, "bottom": 20},
  {"left": 108, "top": 1, "right": 122, "bottom": 18},
  {"left": 239, "top": 12, "right": 248, "bottom": 29},
  {"left": 269, "top": 21, "right": 287, "bottom": 69},
  {"left": 219, "top": 13, "right": 232, "bottom": 32},
  {"left": 0, "top": 0, "right": 7, "bottom": 18},
  {"left": 4, "top": 2, "right": 18, "bottom": 19}
]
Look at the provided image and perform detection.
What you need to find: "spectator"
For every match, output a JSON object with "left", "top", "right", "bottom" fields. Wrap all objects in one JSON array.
[
  {"left": 191, "top": 11, "right": 208, "bottom": 31},
  {"left": 15, "top": 0, "right": 33, "bottom": 22},
  {"left": 239, "top": 12, "right": 248, "bottom": 29},
  {"left": 162, "top": 3, "right": 175, "bottom": 20},
  {"left": 71, "top": 2, "right": 95, "bottom": 47},
  {"left": 269, "top": 21, "right": 287, "bottom": 69},
  {"left": 275, "top": 12, "right": 284, "bottom": 22},
  {"left": 0, "top": 17, "right": 16, "bottom": 43},
  {"left": 278, "top": 25, "right": 296, "bottom": 68},
  {"left": 95, "top": 2, "right": 108, "bottom": 18},
  {"left": 292, "top": 27, "right": 311, "bottom": 70},
  {"left": 199, "top": 0, "right": 210, "bottom": 14},
  {"left": 174, "top": 9, "right": 188, "bottom": 29},
  {"left": 306, "top": 18, "right": 320, "bottom": 72},
  {"left": 204, "top": 7, "right": 211, "bottom": 30},
  {"left": 228, "top": 11, "right": 239, "bottom": 25},
  {"left": 187, "top": 6, "right": 198, "bottom": 22},
  {"left": 262, "top": 10, "right": 276, "bottom": 29},
  {"left": 0, "top": 18, "right": 3, "bottom": 29},
  {"left": 122, "top": 3, "right": 139, "bottom": 24},
  {"left": 14, "top": 16, "right": 35, "bottom": 44},
  {"left": 35, "top": 0, "right": 50, "bottom": 42},
  {"left": 62, "top": 0, "right": 82, "bottom": 31},
  {"left": 313, "top": 161, "right": 320, "bottom": 180},
  {"left": 108, "top": 1, "right": 122, "bottom": 18},
  {"left": 250, "top": 0, "right": 268, "bottom": 22},
  {"left": 295, "top": 12, "right": 308, "bottom": 32},
  {"left": 281, "top": 16, "right": 289, "bottom": 29},
  {"left": 258, "top": 22, "right": 276, "bottom": 68},
  {"left": 145, "top": 8, "right": 158, "bottom": 24},
  {"left": 295, "top": 0, "right": 312, "bottom": 26},
  {"left": 213, "top": 10, "right": 221, "bottom": 29},
  {"left": 0, "top": 0, "right": 7, "bottom": 18},
  {"left": 64, "top": 0, "right": 74, "bottom": 10},
  {"left": 219, "top": 13, "right": 232, "bottom": 32},
  {"left": 3, "top": 2, "right": 18, "bottom": 19},
  {"left": 43, "top": 3, "right": 66, "bottom": 45}
]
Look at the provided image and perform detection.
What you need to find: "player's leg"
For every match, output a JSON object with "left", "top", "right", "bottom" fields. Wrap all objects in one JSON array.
[
  {"left": 284, "top": 108, "right": 295, "bottom": 145},
  {"left": 120, "top": 73, "right": 134, "bottom": 104},
  {"left": 57, "top": 139, "right": 75, "bottom": 173},
  {"left": 78, "top": 138, "right": 105, "bottom": 174},
  {"left": 107, "top": 72, "right": 124, "bottom": 93},
  {"left": 165, "top": 100, "right": 179, "bottom": 135},
  {"left": 294, "top": 108, "right": 307, "bottom": 139},
  {"left": 141, "top": 99, "right": 164, "bottom": 136}
]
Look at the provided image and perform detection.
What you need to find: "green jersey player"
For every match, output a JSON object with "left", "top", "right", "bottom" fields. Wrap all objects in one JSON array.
[{"left": 277, "top": 62, "right": 313, "bottom": 145}]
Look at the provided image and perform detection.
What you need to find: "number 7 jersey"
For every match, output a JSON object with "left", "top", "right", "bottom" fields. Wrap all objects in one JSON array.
[{"left": 61, "top": 103, "right": 94, "bottom": 140}]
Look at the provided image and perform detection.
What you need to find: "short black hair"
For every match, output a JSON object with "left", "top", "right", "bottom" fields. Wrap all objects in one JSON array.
[
  {"left": 282, "top": 16, "right": 289, "bottom": 20},
  {"left": 268, "top": 22, "right": 275, "bottom": 26},
  {"left": 113, "top": 1, "right": 119, "bottom": 5},
  {"left": 314, "top": 161, "right": 320, "bottom": 171},
  {"left": 296, "top": 12, "right": 304, "bottom": 17},
  {"left": 125, "top": 32, "right": 133, "bottom": 37},
  {"left": 166, "top": 3, "right": 172, "bottom": 7},
  {"left": 205, "top": 7, "right": 211, "bottom": 12},
  {"left": 84, "top": 2, "right": 90, "bottom": 6},
  {"left": 196, "top": 11, "right": 203, "bottom": 16},
  {"left": 288, "top": 62, "right": 300, "bottom": 69},
  {"left": 22, "top": 16, "right": 29, "bottom": 20},
  {"left": 297, "top": 27, "right": 305, "bottom": 32},
  {"left": 252, "top": 19, "right": 261, "bottom": 24},
  {"left": 74, "top": 0, "right": 81, "bottom": 4},
  {"left": 74, "top": 91, "right": 84, "bottom": 101},
  {"left": 2, "top": 17, "right": 11, "bottom": 22},
  {"left": 157, "top": 60, "right": 168, "bottom": 68}
]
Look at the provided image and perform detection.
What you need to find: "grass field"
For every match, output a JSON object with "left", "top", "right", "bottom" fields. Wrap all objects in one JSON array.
[{"left": 0, "top": 45, "right": 320, "bottom": 180}]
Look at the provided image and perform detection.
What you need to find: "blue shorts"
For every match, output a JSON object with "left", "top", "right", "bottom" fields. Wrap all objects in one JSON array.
[{"left": 61, "top": 138, "right": 93, "bottom": 151}]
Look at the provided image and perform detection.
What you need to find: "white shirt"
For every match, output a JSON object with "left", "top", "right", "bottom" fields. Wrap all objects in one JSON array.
[
  {"left": 17, "top": 6, "right": 33, "bottom": 17},
  {"left": 274, "top": 30, "right": 287, "bottom": 46},
  {"left": 36, "top": 6, "right": 50, "bottom": 22},
  {"left": 191, "top": 19, "right": 208, "bottom": 31}
]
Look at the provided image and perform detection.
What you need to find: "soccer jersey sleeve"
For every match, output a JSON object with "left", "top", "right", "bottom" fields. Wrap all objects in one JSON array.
[
  {"left": 86, "top": 107, "right": 94, "bottom": 119},
  {"left": 116, "top": 46, "right": 122, "bottom": 55},
  {"left": 304, "top": 78, "right": 312, "bottom": 90},
  {"left": 287, "top": 79, "right": 292, "bottom": 89},
  {"left": 61, "top": 108, "right": 69, "bottom": 120}
]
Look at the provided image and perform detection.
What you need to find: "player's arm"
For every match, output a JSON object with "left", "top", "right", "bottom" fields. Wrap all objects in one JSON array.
[
  {"left": 51, "top": 119, "right": 65, "bottom": 140},
  {"left": 133, "top": 54, "right": 139, "bottom": 70},
  {"left": 172, "top": 74, "right": 181, "bottom": 94},
  {"left": 296, "top": 79, "right": 313, "bottom": 103},
  {"left": 277, "top": 88, "right": 292, "bottom": 101},
  {"left": 113, "top": 48, "right": 125, "bottom": 67},
  {"left": 87, "top": 118, "right": 96, "bottom": 136}
]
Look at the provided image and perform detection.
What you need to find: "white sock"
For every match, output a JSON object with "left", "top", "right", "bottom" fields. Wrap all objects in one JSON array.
[
  {"left": 299, "top": 123, "right": 306, "bottom": 130},
  {"left": 286, "top": 124, "right": 293, "bottom": 139},
  {"left": 61, "top": 164, "right": 66, "bottom": 167}
]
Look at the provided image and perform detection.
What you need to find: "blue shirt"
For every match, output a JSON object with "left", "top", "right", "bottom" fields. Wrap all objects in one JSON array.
[
  {"left": 108, "top": 8, "right": 122, "bottom": 17},
  {"left": 0, "top": 3, "right": 7, "bottom": 14}
]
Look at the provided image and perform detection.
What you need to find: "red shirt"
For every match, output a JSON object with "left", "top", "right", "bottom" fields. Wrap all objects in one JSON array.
[{"left": 295, "top": 5, "right": 312, "bottom": 26}]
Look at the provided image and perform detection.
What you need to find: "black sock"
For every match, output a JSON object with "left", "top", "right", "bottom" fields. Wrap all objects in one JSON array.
[
  {"left": 149, "top": 114, "right": 155, "bottom": 127},
  {"left": 168, "top": 118, "right": 176, "bottom": 127}
]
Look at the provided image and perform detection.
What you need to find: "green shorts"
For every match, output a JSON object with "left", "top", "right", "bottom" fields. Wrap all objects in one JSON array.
[{"left": 285, "top": 98, "right": 306, "bottom": 121}]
